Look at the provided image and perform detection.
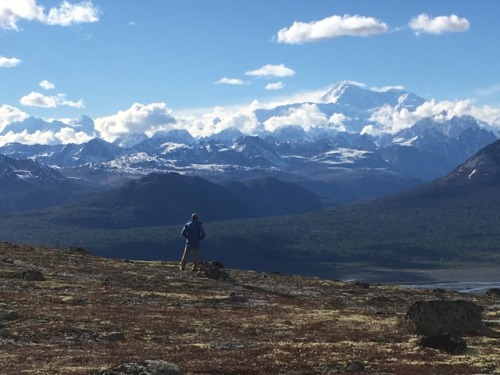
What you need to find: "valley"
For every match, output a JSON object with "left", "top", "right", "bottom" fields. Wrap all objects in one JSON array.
[{"left": 0, "top": 82, "right": 499, "bottom": 286}]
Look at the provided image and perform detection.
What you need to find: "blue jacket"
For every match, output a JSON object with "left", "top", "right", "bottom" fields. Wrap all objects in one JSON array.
[{"left": 181, "top": 219, "right": 206, "bottom": 248}]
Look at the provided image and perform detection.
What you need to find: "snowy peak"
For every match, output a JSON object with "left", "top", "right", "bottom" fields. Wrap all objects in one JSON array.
[
  {"left": 113, "top": 133, "right": 149, "bottom": 149},
  {"left": 320, "top": 81, "right": 425, "bottom": 111},
  {"left": 0, "top": 154, "right": 65, "bottom": 185},
  {"left": 151, "top": 129, "right": 195, "bottom": 144},
  {"left": 392, "top": 115, "right": 494, "bottom": 146}
]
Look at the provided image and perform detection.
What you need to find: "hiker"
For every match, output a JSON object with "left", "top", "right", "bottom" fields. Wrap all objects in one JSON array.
[{"left": 179, "top": 213, "right": 206, "bottom": 271}]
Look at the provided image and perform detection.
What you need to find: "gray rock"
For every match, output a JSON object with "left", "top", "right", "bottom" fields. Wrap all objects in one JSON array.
[
  {"left": 66, "top": 246, "right": 91, "bottom": 255},
  {"left": 94, "top": 360, "right": 186, "bottom": 375},
  {"left": 346, "top": 360, "right": 365, "bottom": 372},
  {"left": 0, "top": 328, "right": 14, "bottom": 339},
  {"left": 0, "top": 309, "right": 19, "bottom": 321},
  {"left": 419, "top": 334, "right": 467, "bottom": 354},
  {"left": 205, "top": 268, "right": 230, "bottom": 281},
  {"left": 228, "top": 293, "right": 249, "bottom": 304},
  {"left": 98, "top": 331, "right": 125, "bottom": 341},
  {"left": 485, "top": 288, "right": 500, "bottom": 298},
  {"left": 22, "top": 270, "right": 45, "bottom": 281}
]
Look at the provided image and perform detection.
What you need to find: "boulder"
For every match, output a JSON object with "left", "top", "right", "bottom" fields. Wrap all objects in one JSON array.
[
  {"left": 0, "top": 310, "right": 19, "bottom": 321},
  {"left": 406, "top": 300, "right": 492, "bottom": 336},
  {"left": 93, "top": 360, "right": 185, "bottom": 375},
  {"left": 346, "top": 360, "right": 365, "bottom": 372},
  {"left": 66, "top": 246, "right": 91, "bottom": 255},
  {"left": 0, "top": 328, "right": 14, "bottom": 339},
  {"left": 485, "top": 288, "right": 500, "bottom": 298},
  {"left": 204, "top": 267, "right": 230, "bottom": 281},
  {"left": 419, "top": 334, "right": 467, "bottom": 354},
  {"left": 22, "top": 270, "right": 45, "bottom": 281},
  {"left": 98, "top": 331, "right": 125, "bottom": 342}
]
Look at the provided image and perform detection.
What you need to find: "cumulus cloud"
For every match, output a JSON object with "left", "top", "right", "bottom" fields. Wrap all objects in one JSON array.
[
  {"left": 365, "top": 98, "right": 500, "bottom": 135},
  {"left": 0, "top": 128, "right": 93, "bottom": 147},
  {"left": 0, "top": 105, "right": 30, "bottom": 133},
  {"left": 0, "top": 0, "right": 44, "bottom": 30},
  {"left": 277, "top": 14, "right": 389, "bottom": 44},
  {"left": 95, "top": 102, "right": 177, "bottom": 141},
  {"left": 44, "top": 0, "right": 100, "bottom": 26},
  {"left": 265, "top": 82, "right": 284, "bottom": 90},
  {"left": 0, "top": 0, "right": 99, "bottom": 30},
  {"left": 20, "top": 92, "right": 84, "bottom": 108},
  {"left": 327, "top": 113, "right": 349, "bottom": 132},
  {"left": 178, "top": 105, "right": 260, "bottom": 138},
  {"left": 0, "top": 56, "right": 22, "bottom": 67},
  {"left": 246, "top": 64, "right": 295, "bottom": 78},
  {"left": 215, "top": 78, "right": 246, "bottom": 85},
  {"left": 409, "top": 14, "right": 470, "bottom": 35},
  {"left": 39, "top": 80, "right": 55, "bottom": 90},
  {"left": 263, "top": 104, "right": 328, "bottom": 132}
]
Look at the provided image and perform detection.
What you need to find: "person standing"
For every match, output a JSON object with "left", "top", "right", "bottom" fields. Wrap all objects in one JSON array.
[{"left": 179, "top": 213, "right": 206, "bottom": 271}]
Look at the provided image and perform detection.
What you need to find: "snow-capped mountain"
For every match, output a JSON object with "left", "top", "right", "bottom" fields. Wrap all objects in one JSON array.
[
  {"left": 0, "top": 82, "right": 498, "bottom": 205},
  {"left": 0, "top": 154, "right": 97, "bottom": 213}
]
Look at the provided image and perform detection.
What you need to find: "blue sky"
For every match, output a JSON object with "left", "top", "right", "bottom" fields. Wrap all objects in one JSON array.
[{"left": 1, "top": 0, "right": 500, "bottom": 144}]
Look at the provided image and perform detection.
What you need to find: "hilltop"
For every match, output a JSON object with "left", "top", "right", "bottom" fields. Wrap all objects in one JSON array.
[{"left": 0, "top": 242, "right": 499, "bottom": 374}]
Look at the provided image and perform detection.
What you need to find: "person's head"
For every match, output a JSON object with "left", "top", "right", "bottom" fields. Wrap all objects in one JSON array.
[{"left": 191, "top": 213, "right": 198, "bottom": 220}]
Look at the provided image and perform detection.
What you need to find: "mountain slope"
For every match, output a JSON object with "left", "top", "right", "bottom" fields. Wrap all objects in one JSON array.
[
  {"left": 1, "top": 141, "right": 500, "bottom": 274},
  {"left": 221, "top": 176, "right": 326, "bottom": 216},
  {"left": 36, "top": 172, "right": 328, "bottom": 229},
  {"left": 0, "top": 154, "right": 95, "bottom": 213},
  {"left": 376, "top": 138, "right": 500, "bottom": 208}
]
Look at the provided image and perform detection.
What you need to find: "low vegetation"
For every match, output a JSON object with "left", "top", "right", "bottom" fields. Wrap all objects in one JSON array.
[{"left": 0, "top": 242, "right": 499, "bottom": 374}]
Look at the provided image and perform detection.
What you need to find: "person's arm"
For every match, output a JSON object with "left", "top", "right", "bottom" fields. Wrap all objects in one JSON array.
[
  {"left": 181, "top": 225, "right": 188, "bottom": 238},
  {"left": 199, "top": 224, "right": 206, "bottom": 240}
]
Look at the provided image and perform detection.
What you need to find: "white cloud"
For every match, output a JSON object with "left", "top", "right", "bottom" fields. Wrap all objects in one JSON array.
[
  {"left": 215, "top": 78, "right": 245, "bottom": 85},
  {"left": 55, "top": 126, "right": 94, "bottom": 144},
  {"left": 0, "top": 105, "right": 30, "bottom": 133},
  {"left": 177, "top": 105, "right": 260, "bottom": 138},
  {"left": 0, "top": 56, "right": 22, "bottom": 67},
  {"left": 95, "top": 102, "right": 177, "bottom": 141},
  {"left": 327, "top": 113, "right": 349, "bottom": 132},
  {"left": 44, "top": 0, "right": 100, "bottom": 26},
  {"left": 246, "top": 64, "right": 295, "bottom": 78},
  {"left": 263, "top": 104, "right": 328, "bottom": 132},
  {"left": 0, "top": 0, "right": 44, "bottom": 30},
  {"left": 0, "top": 0, "right": 99, "bottom": 30},
  {"left": 0, "top": 128, "right": 92, "bottom": 147},
  {"left": 20, "top": 92, "right": 84, "bottom": 108},
  {"left": 39, "top": 80, "right": 55, "bottom": 90},
  {"left": 366, "top": 98, "right": 500, "bottom": 134},
  {"left": 265, "top": 82, "right": 284, "bottom": 90},
  {"left": 409, "top": 14, "right": 470, "bottom": 35},
  {"left": 277, "top": 14, "right": 389, "bottom": 44}
]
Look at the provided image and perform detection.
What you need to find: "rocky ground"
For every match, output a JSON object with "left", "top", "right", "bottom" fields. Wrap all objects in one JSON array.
[{"left": 0, "top": 242, "right": 499, "bottom": 375}]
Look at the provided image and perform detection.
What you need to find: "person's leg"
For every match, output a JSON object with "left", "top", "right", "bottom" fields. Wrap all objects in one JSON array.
[
  {"left": 180, "top": 246, "right": 191, "bottom": 270},
  {"left": 192, "top": 248, "right": 200, "bottom": 271}
]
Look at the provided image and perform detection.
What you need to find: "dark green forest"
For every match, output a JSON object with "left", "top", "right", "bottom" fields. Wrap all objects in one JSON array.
[{"left": 1, "top": 191, "right": 500, "bottom": 279}]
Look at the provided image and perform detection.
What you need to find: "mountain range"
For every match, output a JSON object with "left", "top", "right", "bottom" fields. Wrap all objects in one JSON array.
[
  {"left": 1, "top": 138, "right": 500, "bottom": 279},
  {"left": 0, "top": 82, "right": 498, "bottom": 214}
]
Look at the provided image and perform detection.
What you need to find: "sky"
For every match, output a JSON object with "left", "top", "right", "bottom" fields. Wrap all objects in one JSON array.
[{"left": 1, "top": 0, "right": 500, "bottom": 144}]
